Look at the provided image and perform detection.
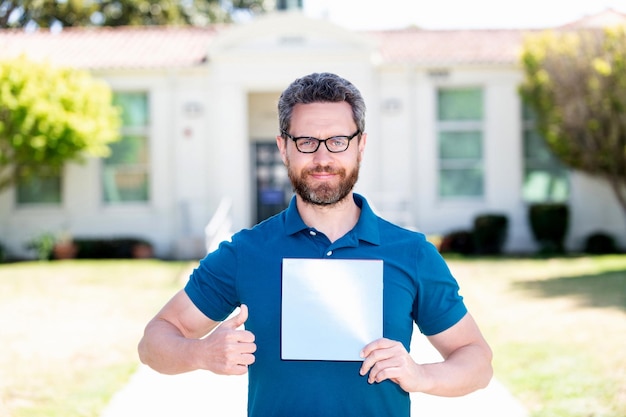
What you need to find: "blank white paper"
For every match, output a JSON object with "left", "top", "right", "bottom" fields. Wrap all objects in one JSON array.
[{"left": 281, "top": 258, "right": 383, "bottom": 361}]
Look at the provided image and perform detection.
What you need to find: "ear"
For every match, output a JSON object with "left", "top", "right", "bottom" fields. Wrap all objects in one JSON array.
[
  {"left": 357, "top": 132, "right": 367, "bottom": 160},
  {"left": 276, "top": 135, "right": 288, "bottom": 165}
]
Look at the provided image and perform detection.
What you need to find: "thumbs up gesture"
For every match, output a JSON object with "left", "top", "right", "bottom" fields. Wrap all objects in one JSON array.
[{"left": 202, "top": 304, "right": 256, "bottom": 375}]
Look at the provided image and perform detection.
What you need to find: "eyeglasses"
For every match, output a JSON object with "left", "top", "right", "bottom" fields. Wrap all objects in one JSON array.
[{"left": 281, "top": 130, "right": 361, "bottom": 153}]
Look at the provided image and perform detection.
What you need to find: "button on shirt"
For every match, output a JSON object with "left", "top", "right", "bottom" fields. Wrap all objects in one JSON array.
[{"left": 185, "top": 193, "right": 467, "bottom": 417}]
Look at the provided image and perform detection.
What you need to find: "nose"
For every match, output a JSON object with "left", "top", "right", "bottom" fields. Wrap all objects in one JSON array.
[{"left": 311, "top": 141, "right": 334, "bottom": 163}]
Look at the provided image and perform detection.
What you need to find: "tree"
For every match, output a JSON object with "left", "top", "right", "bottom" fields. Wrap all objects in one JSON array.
[
  {"left": 519, "top": 26, "right": 626, "bottom": 217},
  {"left": 0, "top": 0, "right": 268, "bottom": 29},
  {"left": 0, "top": 0, "right": 94, "bottom": 28},
  {"left": 0, "top": 55, "right": 121, "bottom": 192}
]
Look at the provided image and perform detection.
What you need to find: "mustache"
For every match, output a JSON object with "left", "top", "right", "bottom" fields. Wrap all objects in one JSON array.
[{"left": 305, "top": 165, "right": 343, "bottom": 175}]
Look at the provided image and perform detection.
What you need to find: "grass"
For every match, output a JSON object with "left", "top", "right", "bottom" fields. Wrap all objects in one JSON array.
[
  {"left": 0, "top": 256, "right": 624, "bottom": 417},
  {"left": 0, "top": 259, "right": 191, "bottom": 417},
  {"left": 447, "top": 255, "right": 626, "bottom": 417}
]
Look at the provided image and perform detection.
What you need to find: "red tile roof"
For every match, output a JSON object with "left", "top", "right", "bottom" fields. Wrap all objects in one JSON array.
[
  {"left": 0, "top": 26, "right": 222, "bottom": 69},
  {"left": 366, "top": 29, "right": 531, "bottom": 66},
  {"left": 0, "top": 25, "right": 530, "bottom": 69},
  {"left": 0, "top": 9, "right": 622, "bottom": 70}
]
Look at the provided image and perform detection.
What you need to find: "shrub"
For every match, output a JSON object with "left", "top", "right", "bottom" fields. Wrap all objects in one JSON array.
[
  {"left": 473, "top": 213, "right": 508, "bottom": 255},
  {"left": 439, "top": 230, "right": 475, "bottom": 255},
  {"left": 584, "top": 232, "right": 618, "bottom": 254},
  {"left": 528, "top": 203, "right": 569, "bottom": 254},
  {"left": 73, "top": 237, "right": 153, "bottom": 259},
  {"left": 25, "top": 232, "right": 57, "bottom": 260}
]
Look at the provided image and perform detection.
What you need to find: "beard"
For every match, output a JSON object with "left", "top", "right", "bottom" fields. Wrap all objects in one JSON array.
[{"left": 287, "top": 161, "right": 360, "bottom": 206}]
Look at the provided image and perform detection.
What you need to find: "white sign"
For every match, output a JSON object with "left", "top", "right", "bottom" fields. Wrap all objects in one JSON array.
[{"left": 281, "top": 258, "right": 384, "bottom": 361}]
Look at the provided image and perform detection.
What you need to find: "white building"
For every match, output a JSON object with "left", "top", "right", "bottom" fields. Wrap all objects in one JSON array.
[{"left": 1, "top": 10, "right": 625, "bottom": 259}]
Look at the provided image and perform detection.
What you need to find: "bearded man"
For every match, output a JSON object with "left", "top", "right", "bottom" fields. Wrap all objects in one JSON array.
[{"left": 138, "top": 72, "right": 493, "bottom": 417}]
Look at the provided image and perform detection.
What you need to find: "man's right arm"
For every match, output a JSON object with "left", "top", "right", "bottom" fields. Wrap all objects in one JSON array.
[{"left": 137, "top": 290, "right": 256, "bottom": 375}]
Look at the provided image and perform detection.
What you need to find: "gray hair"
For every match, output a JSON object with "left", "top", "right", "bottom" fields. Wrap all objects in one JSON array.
[{"left": 278, "top": 72, "right": 366, "bottom": 135}]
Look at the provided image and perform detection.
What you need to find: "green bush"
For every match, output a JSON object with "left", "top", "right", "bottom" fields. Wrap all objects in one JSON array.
[
  {"left": 584, "top": 232, "right": 618, "bottom": 254},
  {"left": 528, "top": 203, "right": 569, "bottom": 254},
  {"left": 473, "top": 213, "right": 508, "bottom": 255},
  {"left": 439, "top": 230, "right": 475, "bottom": 255},
  {"left": 25, "top": 232, "right": 57, "bottom": 260},
  {"left": 73, "top": 237, "right": 152, "bottom": 259}
]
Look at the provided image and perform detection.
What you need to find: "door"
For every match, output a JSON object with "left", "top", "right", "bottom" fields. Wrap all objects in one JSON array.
[{"left": 253, "top": 142, "right": 292, "bottom": 223}]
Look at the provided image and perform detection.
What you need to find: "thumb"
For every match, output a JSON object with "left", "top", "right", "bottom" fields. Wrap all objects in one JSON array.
[{"left": 222, "top": 304, "right": 248, "bottom": 330}]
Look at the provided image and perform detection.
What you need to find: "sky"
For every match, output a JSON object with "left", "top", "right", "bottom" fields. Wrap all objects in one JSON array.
[{"left": 302, "top": 0, "right": 626, "bottom": 30}]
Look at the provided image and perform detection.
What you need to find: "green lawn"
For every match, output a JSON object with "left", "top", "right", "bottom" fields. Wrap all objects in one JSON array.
[
  {"left": 0, "top": 256, "right": 624, "bottom": 417},
  {"left": 0, "top": 259, "right": 190, "bottom": 417},
  {"left": 447, "top": 255, "right": 626, "bottom": 417}
]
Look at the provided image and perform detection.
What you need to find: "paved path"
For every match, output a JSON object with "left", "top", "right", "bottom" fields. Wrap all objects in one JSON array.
[{"left": 101, "top": 328, "right": 527, "bottom": 417}]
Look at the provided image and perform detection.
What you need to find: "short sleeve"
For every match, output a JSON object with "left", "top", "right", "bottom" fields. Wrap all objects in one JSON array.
[
  {"left": 413, "top": 241, "right": 467, "bottom": 336},
  {"left": 184, "top": 238, "right": 240, "bottom": 322}
]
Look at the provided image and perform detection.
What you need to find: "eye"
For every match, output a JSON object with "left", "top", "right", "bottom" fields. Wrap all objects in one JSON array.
[
  {"left": 329, "top": 137, "right": 348, "bottom": 147},
  {"left": 296, "top": 138, "right": 318, "bottom": 150}
]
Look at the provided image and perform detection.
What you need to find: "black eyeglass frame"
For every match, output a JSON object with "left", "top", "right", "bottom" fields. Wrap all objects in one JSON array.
[{"left": 280, "top": 130, "right": 361, "bottom": 153}]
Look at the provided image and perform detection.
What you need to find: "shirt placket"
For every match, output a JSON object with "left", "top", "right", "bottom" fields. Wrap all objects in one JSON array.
[{"left": 306, "top": 228, "right": 357, "bottom": 258}]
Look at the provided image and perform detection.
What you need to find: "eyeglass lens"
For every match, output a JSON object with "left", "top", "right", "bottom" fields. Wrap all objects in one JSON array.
[{"left": 296, "top": 137, "right": 350, "bottom": 153}]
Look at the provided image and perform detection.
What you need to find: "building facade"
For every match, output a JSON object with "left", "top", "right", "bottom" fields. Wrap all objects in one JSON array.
[{"left": 1, "top": 10, "right": 625, "bottom": 259}]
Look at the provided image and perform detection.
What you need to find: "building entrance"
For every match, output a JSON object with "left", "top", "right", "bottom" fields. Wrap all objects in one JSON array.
[{"left": 253, "top": 142, "right": 292, "bottom": 223}]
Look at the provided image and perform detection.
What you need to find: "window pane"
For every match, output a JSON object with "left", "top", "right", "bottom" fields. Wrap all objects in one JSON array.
[
  {"left": 439, "top": 168, "right": 484, "bottom": 197},
  {"left": 524, "top": 130, "right": 556, "bottom": 162},
  {"left": 103, "top": 135, "right": 149, "bottom": 203},
  {"left": 104, "top": 135, "right": 148, "bottom": 166},
  {"left": 113, "top": 93, "right": 149, "bottom": 127},
  {"left": 522, "top": 103, "right": 537, "bottom": 122},
  {"left": 438, "top": 88, "right": 483, "bottom": 121},
  {"left": 523, "top": 168, "right": 568, "bottom": 202},
  {"left": 103, "top": 165, "right": 149, "bottom": 202},
  {"left": 439, "top": 131, "right": 482, "bottom": 159},
  {"left": 437, "top": 87, "right": 484, "bottom": 198},
  {"left": 521, "top": 104, "right": 569, "bottom": 202},
  {"left": 17, "top": 172, "right": 62, "bottom": 204},
  {"left": 105, "top": 91, "right": 150, "bottom": 204}
]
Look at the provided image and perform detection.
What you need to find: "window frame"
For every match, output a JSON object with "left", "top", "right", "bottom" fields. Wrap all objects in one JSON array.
[
  {"left": 15, "top": 166, "right": 63, "bottom": 207},
  {"left": 436, "top": 86, "right": 485, "bottom": 199},
  {"left": 102, "top": 91, "right": 151, "bottom": 205},
  {"left": 521, "top": 106, "right": 569, "bottom": 203}
]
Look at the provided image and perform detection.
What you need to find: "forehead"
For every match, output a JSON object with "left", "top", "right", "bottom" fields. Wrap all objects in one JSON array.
[{"left": 290, "top": 102, "right": 355, "bottom": 135}]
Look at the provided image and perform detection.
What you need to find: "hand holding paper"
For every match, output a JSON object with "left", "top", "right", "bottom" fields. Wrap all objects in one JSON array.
[{"left": 359, "top": 338, "right": 422, "bottom": 392}]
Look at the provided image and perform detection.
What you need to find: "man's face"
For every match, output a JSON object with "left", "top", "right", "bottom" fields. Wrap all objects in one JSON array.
[{"left": 276, "top": 102, "right": 366, "bottom": 206}]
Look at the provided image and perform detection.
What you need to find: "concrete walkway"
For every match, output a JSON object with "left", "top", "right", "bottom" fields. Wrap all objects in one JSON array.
[{"left": 101, "top": 329, "right": 527, "bottom": 417}]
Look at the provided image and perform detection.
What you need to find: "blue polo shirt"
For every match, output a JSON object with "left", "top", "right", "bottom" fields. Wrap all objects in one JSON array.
[{"left": 185, "top": 193, "right": 467, "bottom": 417}]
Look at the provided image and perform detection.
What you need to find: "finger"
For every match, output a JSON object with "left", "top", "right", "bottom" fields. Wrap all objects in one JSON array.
[
  {"left": 230, "top": 363, "right": 251, "bottom": 376},
  {"left": 359, "top": 346, "right": 385, "bottom": 376},
  {"left": 239, "top": 352, "right": 256, "bottom": 366},
  {"left": 360, "top": 338, "right": 395, "bottom": 358},
  {"left": 360, "top": 361, "right": 372, "bottom": 377},
  {"left": 221, "top": 304, "right": 249, "bottom": 330},
  {"left": 359, "top": 339, "right": 402, "bottom": 377}
]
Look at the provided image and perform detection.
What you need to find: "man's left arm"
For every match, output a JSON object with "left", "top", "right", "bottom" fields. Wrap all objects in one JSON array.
[{"left": 359, "top": 313, "right": 493, "bottom": 396}]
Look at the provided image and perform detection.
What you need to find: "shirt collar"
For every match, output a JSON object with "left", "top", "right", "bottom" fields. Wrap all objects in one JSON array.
[
  {"left": 285, "top": 195, "right": 308, "bottom": 235},
  {"left": 352, "top": 193, "right": 381, "bottom": 245},
  {"left": 284, "top": 193, "right": 381, "bottom": 246}
]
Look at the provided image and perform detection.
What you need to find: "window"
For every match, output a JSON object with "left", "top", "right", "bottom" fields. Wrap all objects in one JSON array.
[
  {"left": 103, "top": 92, "right": 150, "bottom": 203},
  {"left": 522, "top": 105, "right": 569, "bottom": 202},
  {"left": 16, "top": 167, "right": 62, "bottom": 205},
  {"left": 437, "top": 87, "right": 484, "bottom": 198}
]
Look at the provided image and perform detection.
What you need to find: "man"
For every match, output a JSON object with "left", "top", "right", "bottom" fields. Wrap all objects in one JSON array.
[{"left": 138, "top": 72, "right": 493, "bottom": 416}]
